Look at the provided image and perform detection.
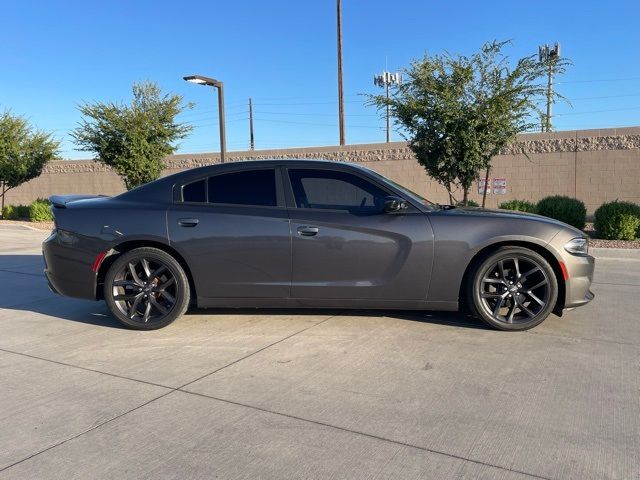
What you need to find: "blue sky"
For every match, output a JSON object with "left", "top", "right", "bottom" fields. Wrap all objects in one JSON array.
[{"left": 1, "top": 0, "right": 639, "bottom": 159}]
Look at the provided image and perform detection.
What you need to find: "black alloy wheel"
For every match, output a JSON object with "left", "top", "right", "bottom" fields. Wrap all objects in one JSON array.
[
  {"left": 468, "top": 246, "right": 558, "bottom": 331},
  {"left": 104, "top": 247, "right": 190, "bottom": 330}
]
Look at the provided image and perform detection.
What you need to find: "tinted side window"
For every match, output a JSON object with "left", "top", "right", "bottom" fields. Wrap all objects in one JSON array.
[
  {"left": 208, "top": 169, "right": 277, "bottom": 207},
  {"left": 182, "top": 179, "right": 206, "bottom": 202},
  {"left": 288, "top": 169, "right": 389, "bottom": 211}
]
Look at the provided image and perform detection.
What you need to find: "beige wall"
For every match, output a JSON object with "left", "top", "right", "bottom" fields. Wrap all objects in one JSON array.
[{"left": 5, "top": 127, "right": 640, "bottom": 214}]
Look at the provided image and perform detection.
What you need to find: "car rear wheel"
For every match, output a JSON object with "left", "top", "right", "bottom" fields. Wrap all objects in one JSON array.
[
  {"left": 467, "top": 247, "right": 558, "bottom": 331},
  {"left": 104, "top": 247, "right": 190, "bottom": 330}
]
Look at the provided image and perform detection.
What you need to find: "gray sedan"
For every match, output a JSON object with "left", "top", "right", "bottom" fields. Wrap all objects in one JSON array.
[{"left": 43, "top": 160, "right": 595, "bottom": 331}]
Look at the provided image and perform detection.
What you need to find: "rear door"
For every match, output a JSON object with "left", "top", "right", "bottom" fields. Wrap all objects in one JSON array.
[
  {"left": 285, "top": 167, "right": 434, "bottom": 303},
  {"left": 167, "top": 167, "right": 291, "bottom": 300}
]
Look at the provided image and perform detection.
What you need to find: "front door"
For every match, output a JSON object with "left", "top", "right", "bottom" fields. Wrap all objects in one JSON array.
[
  {"left": 285, "top": 167, "right": 434, "bottom": 302},
  {"left": 167, "top": 168, "right": 291, "bottom": 300}
]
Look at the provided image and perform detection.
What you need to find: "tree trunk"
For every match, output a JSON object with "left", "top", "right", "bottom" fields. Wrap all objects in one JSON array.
[
  {"left": 462, "top": 188, "right": 468, "bottom": 206},
  {"left": 446, "top": 183, "right": 454, "bottom": 205},
  {"left": 481, "top": 167, "right": 491, "bottom": 208},
  {"left": 1, "top": 182, "right": 5, "bottom": 218}
]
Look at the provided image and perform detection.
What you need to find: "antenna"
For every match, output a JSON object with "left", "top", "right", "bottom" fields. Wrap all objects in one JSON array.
[
  {"left": 373, "top": 70, "right": 402, "bottom": 142},
  {"left": 538, "top": 42, "right": 561, "bottom": 132}
]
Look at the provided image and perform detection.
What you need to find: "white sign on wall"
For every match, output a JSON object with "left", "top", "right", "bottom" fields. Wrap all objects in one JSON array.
[
  {"left": 478, "top": 178, "right": 491, "bottom": 195},
  {"left": 493, "top": 178, "right": 507, "bottom": 195}
]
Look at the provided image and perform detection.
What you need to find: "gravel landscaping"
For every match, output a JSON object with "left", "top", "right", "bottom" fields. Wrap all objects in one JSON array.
[{"left": 584, "top": 222, "right": 640, "bottom": 249}]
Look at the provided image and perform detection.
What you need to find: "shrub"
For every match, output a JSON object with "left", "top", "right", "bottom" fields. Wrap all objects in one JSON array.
[
  {"left": 594, "top": 200, "right": 640, "bottom": 240},
  {"left": 1, "top": 204, "right": 29, "bottom": 220},
  {"left": 498, "top": 199, "right": 537, "bottom": 214},
  {"left": 29, "top": 198, "right": 53, "bottom": 222},
  {"left": 19, "top": 205, "right": 30, "bottom": 218},
  {"left": 457, "top": 200, "right": 480, "bottom": 207},
  {"left": 536, "top": 196, "right": 586, "bottom": 229},
  {"left": 2, "top": 205, "right": 17, "bottom": 220}
]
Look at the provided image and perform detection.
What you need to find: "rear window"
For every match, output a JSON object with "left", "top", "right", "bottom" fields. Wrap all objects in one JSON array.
[
  {"left": 208, "top": 169, "right": 277, "bottom": 206},
  {"left": 182, "top": 179, "right": 206, "bottom": 203},
  {"left": 180, "top": 169, "right": 277, "bottom": 206}
]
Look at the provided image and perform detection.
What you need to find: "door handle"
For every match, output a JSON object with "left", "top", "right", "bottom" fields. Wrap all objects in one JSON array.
[
  {"left": 178, "top": 218, "right": 199, "bottom": 227},
  {"left": 297, "top": 226, "right": 319, "bottom": 236}
]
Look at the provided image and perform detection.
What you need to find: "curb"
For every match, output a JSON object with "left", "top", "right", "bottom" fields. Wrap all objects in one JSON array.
[{"left": 590, "top": 247, "right": 640, "bottom": 260}]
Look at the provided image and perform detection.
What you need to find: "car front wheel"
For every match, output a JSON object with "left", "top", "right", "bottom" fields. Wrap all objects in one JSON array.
[
  {"left": 104, "top": 247, "right": 190, "bottom": 330},
  {"left": 467, "top": 247, "right": 558, "bottom": 331}
]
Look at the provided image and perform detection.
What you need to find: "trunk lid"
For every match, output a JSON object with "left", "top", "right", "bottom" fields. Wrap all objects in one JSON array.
[{"left": 49, "top": 194, "right": 110, "bottom": 208}]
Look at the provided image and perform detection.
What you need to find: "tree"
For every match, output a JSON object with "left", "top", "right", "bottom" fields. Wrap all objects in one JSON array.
[
  {"left": 368, "top": 41, "right": 568, "bottom": 206},
  {"left": 72, "top": 81, "right": 193, "bottom": 190},
  {"left": 0, "top": 111, "right": 59, "bottom": 216}
]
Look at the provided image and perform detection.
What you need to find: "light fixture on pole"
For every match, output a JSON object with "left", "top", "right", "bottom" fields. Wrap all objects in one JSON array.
[
  {"left": 374, "top": 71, "right": 402, "bottom": 142},
  {"left": 183, "top": 74, "right": 227, "bottom": 163},
  {"left": 538, "top": 43, "right": 561, "bottom": 133}
]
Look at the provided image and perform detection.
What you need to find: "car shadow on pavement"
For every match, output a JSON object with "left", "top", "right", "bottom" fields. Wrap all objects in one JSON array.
[
  {"left": 184, "top": 308, "right": 490, "bottom": 330},
  {"left": 0, "top": 254, "right": 488, "bottom": 331},
  {"left": 378, "top": 310, "right": 490, "bottom": 329},
  {"left": 5, "top": 297, "right": 127, "bottom": 329}
]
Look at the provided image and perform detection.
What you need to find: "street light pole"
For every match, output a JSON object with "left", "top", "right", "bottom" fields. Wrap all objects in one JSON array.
[
  {"left": 183, "top": 74, "right": 227, "bottom": 163},
  {"left": 216, "top": 82, "right": 226, "bottom": 163}
]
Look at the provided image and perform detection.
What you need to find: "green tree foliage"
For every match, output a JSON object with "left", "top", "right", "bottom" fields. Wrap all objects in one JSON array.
[
  {"left": 72, "top": 81, "right": 193, "bottom": 190},
  {"left": 368, "top": 41, "right": 567, "bottom": 206},
  {"left": 0, "top": 111, "right": 59, "bottom": 216}
]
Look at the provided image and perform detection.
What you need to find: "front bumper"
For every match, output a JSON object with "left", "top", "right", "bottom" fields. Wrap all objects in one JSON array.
[{"left": 563, "top": 253, "right": 595, "bottom": 309}]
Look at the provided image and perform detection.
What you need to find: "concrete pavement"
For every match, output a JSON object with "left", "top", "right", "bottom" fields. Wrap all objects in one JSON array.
[{"left": 0, "top": 224, "right": 638, "bottom": 479}]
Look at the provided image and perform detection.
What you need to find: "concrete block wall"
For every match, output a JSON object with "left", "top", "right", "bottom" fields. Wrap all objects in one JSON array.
[{"left": 5, "top": 127, "right": 640, "bottom": 215}]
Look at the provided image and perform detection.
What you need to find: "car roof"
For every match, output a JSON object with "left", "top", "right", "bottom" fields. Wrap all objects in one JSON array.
[
  {"left": 116, "top": 159, "right": 371, "bottom": 202},
  {"left": 169, "top": 158, "right": 369, "bottom": 179},
  {"left": 207, "top": 158, "right": 361, "bottom": 167}
]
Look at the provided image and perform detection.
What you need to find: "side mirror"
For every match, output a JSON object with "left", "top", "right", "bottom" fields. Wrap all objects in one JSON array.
[{"left": 383, "top": 196, "right": 408, "bottom": 213}]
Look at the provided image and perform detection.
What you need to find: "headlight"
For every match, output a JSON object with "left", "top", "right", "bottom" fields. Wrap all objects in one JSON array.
[{"left": 564, "top": 237, "right": 589, "bottom": 255}]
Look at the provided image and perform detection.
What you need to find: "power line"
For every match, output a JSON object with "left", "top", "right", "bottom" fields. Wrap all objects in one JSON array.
[
  {"left": 556, "top": 105, "right": 640, "bottom": 116},
  {"left": 254, "top": 117, "right": 383, "bottom": 129},
  {"left": 255, "top": 110, "right": 378, "bottom": 117},
  {"left": 570, "top": 93, "right": 640, "bottom": 101},
  {"left": 251, "top": 100, "right": 362, "bottom": 106},
  {"left": 247, "top": 93, "right": 361, "bottom": 101},
  {"left": 556, "top": 76, "right": 640, "bottom": 84}
]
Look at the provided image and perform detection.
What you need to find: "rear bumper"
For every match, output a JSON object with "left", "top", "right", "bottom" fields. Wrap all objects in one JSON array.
[
  {"left": 42, "top": 230, "right": 99, "bottom": 300},
  {"left": 563, "top": 253, "right": 595, "bottom": 309}
]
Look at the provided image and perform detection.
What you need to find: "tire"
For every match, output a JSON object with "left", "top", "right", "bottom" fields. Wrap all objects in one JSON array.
[
  {"left": 104, "top": 247, "right": 190, "bottom": 330},
  {"left": 465, "top": 246, "right": 558, "bottom": 331}
]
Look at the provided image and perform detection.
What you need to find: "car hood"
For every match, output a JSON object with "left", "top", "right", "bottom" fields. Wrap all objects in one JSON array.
[{"left": 441, "top": 207, "right": 584, "bottom": 236}]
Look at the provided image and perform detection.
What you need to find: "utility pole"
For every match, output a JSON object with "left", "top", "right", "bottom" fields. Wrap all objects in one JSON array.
[
  {"left": 374, "top": 71, "right": 402, "bottom": 142},
  {"left": 249, "top": 97, "right": 255, "bottom": 150},
  {"left": 336, "top": 0, "right": 346, "bottom": 145},
  {"left": 538, "top": 43, "right": 561, "bottom": 132}
]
